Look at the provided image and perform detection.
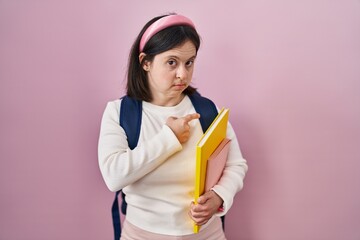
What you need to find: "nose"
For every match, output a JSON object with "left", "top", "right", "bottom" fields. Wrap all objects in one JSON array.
[{"left": 176, "top": 64, "right": 188, "bottom": 80}]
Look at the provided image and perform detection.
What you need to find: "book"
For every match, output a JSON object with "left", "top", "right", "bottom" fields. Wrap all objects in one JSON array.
[
  {"left": 193, "top": 108, "right": 230, "bottom": 233},
  {"left": 204, "top": 138, "right": 231, "bottom": 192}
]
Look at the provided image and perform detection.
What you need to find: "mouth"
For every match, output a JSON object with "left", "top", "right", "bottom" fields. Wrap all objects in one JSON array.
[
  {"left": 174, "top": 84, "right": 187, "bottom": 91},
  {"left": 173, "top": 83, "right": 187, "bottom": 88}
]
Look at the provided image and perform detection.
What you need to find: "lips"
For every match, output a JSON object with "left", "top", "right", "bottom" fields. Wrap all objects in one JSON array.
[
  {"left": 173, "top": 83, "right": 187, "bottom": 91},
  {"left": 174, "top": 81, "right": 187, "bottom": 86}
]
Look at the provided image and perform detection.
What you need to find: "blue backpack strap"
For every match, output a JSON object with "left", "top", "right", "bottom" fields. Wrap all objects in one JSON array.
[
  {"left": 111, "top": 96, "right": 142, "bottom": 240},
  {"left": 111, "top": 191, "right": 121, "bottom": 240},
  {"left": 188, "top": 91, "right": 218, "bottom": 132},
  {"left": 119, "top": 96, "right": 142, "bottom": 150}
]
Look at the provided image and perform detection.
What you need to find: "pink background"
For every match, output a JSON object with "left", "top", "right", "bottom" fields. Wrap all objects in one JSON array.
[{"left": 1, "top": 1, "right": 359, "bottom": 239}]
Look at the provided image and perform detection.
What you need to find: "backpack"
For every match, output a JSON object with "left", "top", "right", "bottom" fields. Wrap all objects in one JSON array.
[{"left": 111, "top": 92, "right": 224, "bottom": 239}]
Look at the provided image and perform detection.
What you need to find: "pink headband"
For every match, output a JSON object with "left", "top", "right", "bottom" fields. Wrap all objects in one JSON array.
[{"left": 139, "top": 14, "right": 196, "bottom": 52}]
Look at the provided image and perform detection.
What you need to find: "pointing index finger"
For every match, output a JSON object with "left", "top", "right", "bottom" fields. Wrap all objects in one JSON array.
[{"left": 183, "top": 113, "right": 200, "bottom": 124}]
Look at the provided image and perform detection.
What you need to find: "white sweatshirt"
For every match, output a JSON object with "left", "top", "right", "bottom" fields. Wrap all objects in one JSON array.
[{"left": 98, "top": 95, "right": 248, "bottom": 235}]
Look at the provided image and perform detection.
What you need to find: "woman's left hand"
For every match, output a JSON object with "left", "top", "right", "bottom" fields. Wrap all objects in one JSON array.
[{"left": 189, "top": 190, "right": 224, "bottom": 226}]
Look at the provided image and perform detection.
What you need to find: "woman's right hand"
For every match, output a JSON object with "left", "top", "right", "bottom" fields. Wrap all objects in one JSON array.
[{"left": 166, "top": 113, "right": 200, "bottom": 143}]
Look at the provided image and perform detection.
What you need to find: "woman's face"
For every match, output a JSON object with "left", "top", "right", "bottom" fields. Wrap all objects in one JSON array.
[{"left": 143, "top": 40, "right": 197, "bottom": 106}]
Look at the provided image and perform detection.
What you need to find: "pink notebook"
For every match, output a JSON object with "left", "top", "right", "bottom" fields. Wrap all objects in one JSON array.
[{"left": 205, "top": 138, "right": 231, "bottom": 191}]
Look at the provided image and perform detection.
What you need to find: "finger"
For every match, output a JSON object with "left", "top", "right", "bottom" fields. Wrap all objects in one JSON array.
[
  {"left": 189, "top": 211, "right": 206, "bottom": 225},
  {"left": 197, "top": 193, "right": 211, "bottom": 204},
  {"left": 182, "top": 131, "right": 190, "bottom": 138},
  {"left": 189, "top": 210, "right": 211, "bottom": 225},
  {"left": 183, "top": 113, "right": 200, "bottom": 124},
  {"left": 167, "top": 116, "right": 178, "bottom": 121},
  {"left": 190, "top": 201, "right": 201, "bottom": 213},
  {"left": 196, "top": 218, "right": 209, "bottom": 226},
  {"left": 191, "top": 202, "right": 207, "bottom": 213},
  {"left": 166, "top": 116, "right": 177, "bottom": 125},
  {"left": 190, "top": 207, "right": 207, "bottom": 218},
  {"left": 197, "top": 196, "right": 206, "bottom": 204},
  {"left": 192, "top": 216, "right": 209, "bottom": 226}
]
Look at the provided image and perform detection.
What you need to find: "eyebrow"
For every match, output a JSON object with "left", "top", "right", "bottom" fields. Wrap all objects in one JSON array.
[{"left": 166, "top": 55, "right": 197, "bottom": 61}]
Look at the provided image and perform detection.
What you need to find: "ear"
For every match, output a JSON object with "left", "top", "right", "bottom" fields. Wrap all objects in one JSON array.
[{"left": 139, "top": 53, "right": 150, "bottom": 71}]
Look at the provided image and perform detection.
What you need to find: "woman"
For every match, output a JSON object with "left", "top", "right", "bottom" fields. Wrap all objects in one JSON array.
[{"left": 98, "top": 13, "right": 248, "bottom": 240}]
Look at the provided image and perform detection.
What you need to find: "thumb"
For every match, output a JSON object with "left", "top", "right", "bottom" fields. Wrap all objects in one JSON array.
[
  {"left": 166, "top": 116, "right": 177, "bottom": 125},
  {"left": 167, "top": 116, "right": 178, "bottom": 121},
  {"left": 197, "top": 192, "right": 211, "bottom": 204}
]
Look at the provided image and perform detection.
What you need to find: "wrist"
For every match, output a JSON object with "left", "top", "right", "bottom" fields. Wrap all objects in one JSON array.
[{"left": 211, "top": 190, "right": 224, "bottom": 212}]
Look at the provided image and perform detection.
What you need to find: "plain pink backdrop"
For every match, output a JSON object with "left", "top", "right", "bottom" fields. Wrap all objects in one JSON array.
[{"left": 1, "top": 1, "right": 359, "bottom": 240}]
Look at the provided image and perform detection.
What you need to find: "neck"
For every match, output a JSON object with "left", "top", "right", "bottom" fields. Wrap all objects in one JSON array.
[{"left": 150, "top": 93, "right": 185, "bottom": 107}]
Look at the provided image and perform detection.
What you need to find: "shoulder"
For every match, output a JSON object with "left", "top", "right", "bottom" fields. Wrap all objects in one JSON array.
[
  {"left": 101, "top": 99, "right": 121, "bottom": 123},
  {"left": 104, "top": 99, "right": 121, "bottom": 112}
]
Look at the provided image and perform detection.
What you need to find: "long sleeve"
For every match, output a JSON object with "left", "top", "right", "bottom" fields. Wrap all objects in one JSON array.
[
  {"left": 98, "top": 100, "right": 182, "bottom": 192},
  {"left": 97, "top": 96, "right": 247, "bottom": 235}
]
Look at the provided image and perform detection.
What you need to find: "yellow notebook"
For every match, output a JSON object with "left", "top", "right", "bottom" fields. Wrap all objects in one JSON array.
[{"left": 193, "top": 108, "right": 230, "bottom": 233}]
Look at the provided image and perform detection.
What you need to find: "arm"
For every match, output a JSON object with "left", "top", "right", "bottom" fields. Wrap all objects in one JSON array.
[
  {"left": 98, "top": 100, "right": 200, "bottom": 192},
  {"left": 98, "top": 100, "right": 182, "bottom": 192}
]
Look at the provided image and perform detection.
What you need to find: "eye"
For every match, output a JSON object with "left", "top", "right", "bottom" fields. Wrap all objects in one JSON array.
[
  {"left": 186, "top": 60, "right": 194, "bottom": 67},
  {"left": 168, "top": 59, "right": 177, "bottom": 66}
]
